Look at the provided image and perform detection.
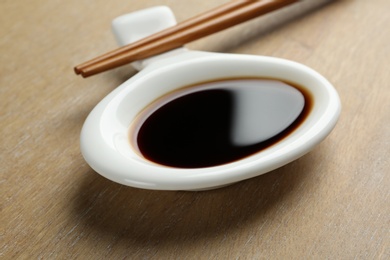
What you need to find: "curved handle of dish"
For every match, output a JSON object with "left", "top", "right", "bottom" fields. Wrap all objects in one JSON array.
[{"left": 112, "top": 6, "right": 188, "bottom": 71}]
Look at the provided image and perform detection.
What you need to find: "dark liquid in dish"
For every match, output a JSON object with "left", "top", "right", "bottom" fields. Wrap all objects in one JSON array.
[{"left": 133, "top": 79, "right": 312, "bottom": 168}]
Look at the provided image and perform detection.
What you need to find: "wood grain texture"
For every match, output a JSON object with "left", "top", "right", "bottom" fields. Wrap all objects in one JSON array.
[{"left": 1, "top": 0, "right": 389, "bottom": 259}]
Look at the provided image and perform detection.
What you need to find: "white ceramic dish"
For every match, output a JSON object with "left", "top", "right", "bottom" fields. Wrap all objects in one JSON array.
[{"left": 80, "top": 6, "right": 341, "bottom": 191}]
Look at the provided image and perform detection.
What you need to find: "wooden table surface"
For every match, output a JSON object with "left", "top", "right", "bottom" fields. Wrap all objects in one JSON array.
[{"left": 1, "top": 0, "right": 389, "bottom": 258}]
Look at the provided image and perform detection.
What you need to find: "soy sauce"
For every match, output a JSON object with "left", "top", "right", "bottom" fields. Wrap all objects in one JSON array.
[{"left": 132, "top": 79, "right": 312, "bottom": 168}]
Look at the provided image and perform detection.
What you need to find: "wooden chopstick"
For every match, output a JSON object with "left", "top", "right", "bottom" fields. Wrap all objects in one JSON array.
[
  {"left": 74, "top": 0, "right": 252, "bottom": 74},
  {"left": 75, "top": 0, "right": 299, "bottom": 77}
]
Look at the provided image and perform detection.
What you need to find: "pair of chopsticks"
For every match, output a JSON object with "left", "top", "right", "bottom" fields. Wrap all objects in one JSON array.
[{"left": 75, "top": 0, "right": 299, "bottom": 78}]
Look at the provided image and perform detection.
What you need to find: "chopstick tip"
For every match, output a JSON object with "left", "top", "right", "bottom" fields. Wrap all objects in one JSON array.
[{"left": 74, "top": 66, "right": 82, "bottom": 75}]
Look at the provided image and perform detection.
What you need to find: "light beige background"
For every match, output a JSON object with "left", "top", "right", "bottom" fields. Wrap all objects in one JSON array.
[{"left": 1, "top": 0, "right": 389, "bottom": 259}]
